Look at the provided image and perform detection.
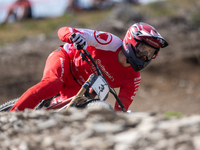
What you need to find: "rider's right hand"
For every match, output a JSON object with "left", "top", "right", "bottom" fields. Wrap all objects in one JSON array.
[{"left": 70, "top": 33, "right": 87, "bottom": 50}]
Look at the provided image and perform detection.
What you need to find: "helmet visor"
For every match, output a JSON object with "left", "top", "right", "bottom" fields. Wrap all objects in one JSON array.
[{"left": 136, "top": 43, "right": 156, "bottom": 60}]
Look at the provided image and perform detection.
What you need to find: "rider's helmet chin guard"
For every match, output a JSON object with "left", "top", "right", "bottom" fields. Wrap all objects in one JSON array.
[{"left": 122, "top": 22, "right": 169, "bottom": 72}]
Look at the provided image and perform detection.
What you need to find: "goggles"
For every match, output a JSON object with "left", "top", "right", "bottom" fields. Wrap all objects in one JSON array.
[{"left": 136, "top": 43, "right": 157, "bottom": 60}]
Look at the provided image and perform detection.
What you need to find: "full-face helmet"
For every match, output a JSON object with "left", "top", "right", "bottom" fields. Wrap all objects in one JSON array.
[{"left": 122, "top": 22, "right": 168, "bottom": 72}]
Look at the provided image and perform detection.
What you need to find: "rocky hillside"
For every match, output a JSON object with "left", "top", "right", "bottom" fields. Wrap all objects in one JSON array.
[{"left": 0, "top": 107, "right": 200, "bottom": 150}]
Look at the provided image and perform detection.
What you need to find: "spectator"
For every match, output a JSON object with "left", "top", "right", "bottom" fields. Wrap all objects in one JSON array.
[
  {"left": 66, "top": 0, "right": 80, "bottom": 12},
  {"left": 66, "top": 0, "right": 113, "bottom": 12},
  {"left": 3, "top": 0, "right": 32, "bottom": 24},
  {"left": 90, "top": 0, "right": 113, "bottom": 10}
]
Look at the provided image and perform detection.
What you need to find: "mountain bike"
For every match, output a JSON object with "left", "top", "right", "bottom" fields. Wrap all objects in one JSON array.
[{"left": 0, "top": 48, "right": 127, "bottom": 113}]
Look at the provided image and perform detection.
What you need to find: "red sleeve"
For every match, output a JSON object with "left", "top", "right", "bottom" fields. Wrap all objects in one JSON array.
[
  {"left": 114, "top": 76, "right": 141, "bottom": 111},
  {"left": 57, "top": 27, "right": 82, "bottom": 43},
  {"left": 9, "top": 50, "right": 69, "bottom": 112}
]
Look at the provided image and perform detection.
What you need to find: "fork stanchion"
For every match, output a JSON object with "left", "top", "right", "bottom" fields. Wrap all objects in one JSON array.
[
  {"left": 64, "top": 76, "right": 93, "bottom": 110},
  {"left": 65, "top": 87, "right": 87, "bottom": 110}
]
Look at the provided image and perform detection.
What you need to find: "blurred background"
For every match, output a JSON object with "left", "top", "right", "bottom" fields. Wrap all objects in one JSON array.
[
  {"left": 0, "top": 0, "right": 199, "bottom": 115},
  {"left": 0, "top": 0, "right": 164, "bottom": 24}
]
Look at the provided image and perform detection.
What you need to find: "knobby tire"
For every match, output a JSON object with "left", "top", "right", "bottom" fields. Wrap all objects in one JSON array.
[
  {"left": 0, "top": 98, "right": 114, "bottom": 112},
  {"left": 85, "top": 100, "right": 114, "bottom": 111},
  {"left": 0, "top": 98, "right": 18, "bottom": 112}
]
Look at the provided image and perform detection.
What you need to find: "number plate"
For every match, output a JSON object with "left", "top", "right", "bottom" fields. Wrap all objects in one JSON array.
[{"left": 91, "top": 76, "right": 109, "bottom": 101}]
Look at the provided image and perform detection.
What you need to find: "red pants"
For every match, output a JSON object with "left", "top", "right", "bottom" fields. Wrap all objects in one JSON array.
[{"left": 10, "top": 49, "right": 80, "bottom": 111}]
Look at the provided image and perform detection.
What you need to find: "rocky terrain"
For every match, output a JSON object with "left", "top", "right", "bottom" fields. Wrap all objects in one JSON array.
[
  {"left": 0, "top": 107, "right": 200, "bottom": 150},
  {"left": 0, "top": 1, "right": 200, "bottom": 115},
  {"left": 0, "top": 0, "right": 200, "bottom": 149}
]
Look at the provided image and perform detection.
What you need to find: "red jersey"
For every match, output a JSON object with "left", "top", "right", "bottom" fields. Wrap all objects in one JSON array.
[{"left": 10, "top": 27, "right": 141, "bottom": 112}]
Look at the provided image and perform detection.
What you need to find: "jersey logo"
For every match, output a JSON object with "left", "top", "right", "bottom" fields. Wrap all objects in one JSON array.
[
  {"left": 94, "top": 31, "right": 112, "bottom": 45},
  {"left": 97, "top": 33, "right": 108, "bottom": 41}
]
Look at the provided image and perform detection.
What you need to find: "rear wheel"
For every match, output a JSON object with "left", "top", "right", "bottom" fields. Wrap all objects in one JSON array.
[{"left": 0, "top": 98, "right": 18, "bottom": 112}]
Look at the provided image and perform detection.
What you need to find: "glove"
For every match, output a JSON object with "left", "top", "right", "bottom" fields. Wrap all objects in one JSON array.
[{"left": 70, "top": 33, "right": 87, "bottom": 50}]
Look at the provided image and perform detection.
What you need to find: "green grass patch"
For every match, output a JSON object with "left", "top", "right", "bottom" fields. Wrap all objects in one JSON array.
[
  {"left": 0, "top": 8, "right": 112, "bottom": 45},
  {"left": 74, "top": 9, "right": 112, "bottom": 27},
  {"left": 0, "top": 14, "right": 74, "bottom": 44},
  {"left": 164, "top": 111, "right": 184, "bottom": 118}
]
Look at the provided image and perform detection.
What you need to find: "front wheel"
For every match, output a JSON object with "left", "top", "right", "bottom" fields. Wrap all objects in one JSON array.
[
  {"left": 85, "top": 100, "right": 114, "bottom": 111},
  {"left": 0, "top": 98, "right": 18, "bottom": 112}
]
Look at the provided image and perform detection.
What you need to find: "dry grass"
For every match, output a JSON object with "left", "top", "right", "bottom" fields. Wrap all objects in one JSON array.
[
  {"left": 0, "top": 8, "right": 112, "bottom": 45},
  {"left": 140, "top": 0, "right": 200, "bottom": 17},
  {"left": 0, "top": 0, "right": 199, "bottom": 45}
]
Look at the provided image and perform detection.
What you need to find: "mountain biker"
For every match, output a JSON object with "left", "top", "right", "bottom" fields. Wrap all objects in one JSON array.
[{"left": 9, "top": 22, "right": 168, "bottom": 112}]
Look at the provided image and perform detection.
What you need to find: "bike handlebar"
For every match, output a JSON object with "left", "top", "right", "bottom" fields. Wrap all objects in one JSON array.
[{"left": 82, "top": 49, "right": 103, "bottom": 76}]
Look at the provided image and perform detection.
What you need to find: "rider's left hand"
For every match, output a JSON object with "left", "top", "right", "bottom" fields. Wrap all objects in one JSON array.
[{"left": 70, "top": 33, "right": 87, "bottom": 50}]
